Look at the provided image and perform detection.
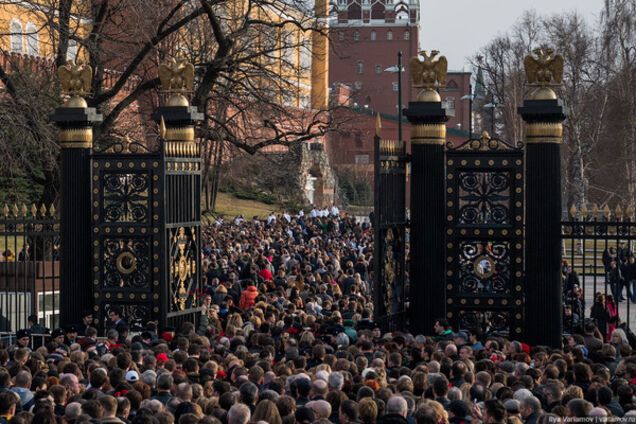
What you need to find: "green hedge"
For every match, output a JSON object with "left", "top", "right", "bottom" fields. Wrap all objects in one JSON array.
[{"left": 233, "top": 191, "right": 276, "bottom": 205}]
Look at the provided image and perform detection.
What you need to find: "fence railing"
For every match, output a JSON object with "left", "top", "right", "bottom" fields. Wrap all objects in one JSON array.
[
  {"left": 562, "top": 205, "right": 636, "bottom": 337},
  {"left": 0, "top": 204, "right": 60, "bottom": 332}
]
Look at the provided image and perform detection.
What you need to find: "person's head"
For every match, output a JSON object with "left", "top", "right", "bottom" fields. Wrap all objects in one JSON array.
[
  {"left": 484, "top": 399, "right": 506, "bottom": 423},
  {"left": 228, "top": 403, "right": 250, "bottom": 424},
  {"left": 0, "top": 392, "right": 18, "bottom": 419},
  {"left": 358, "top": 398, "right": 378, "bottom": 424},
  {"left": 566, "top": 398, "right": 593, "bottom": 418},
  {"left": 60, "top": 373, "right": 81, "bottom": 395},
  {"left": 386, "top": 396, "right": 408, "bottom": 418},
  {"left": 544, "top": 383, "right": 562, "bottom": 405},
  {"left": 252, "top": 400, "right": 282, "bottom": 424},
  {"left": 239, "top": 382, "right": 258, "bottom": 405},
  {"left": 328, "top": 371, "right": 344, "bottom": 391},
  {"left": 15, "top": 371, "right": 31, "bottom": 389},
  {"left": 339, "top": 400, "right": 359, "bottom": 423},
  {"left": 433, "top": 319, "right": 449, "bottom": 335},
  {"left": 98, "top": 396, "right": 118, "bottom": 418},
  {"left": 432, "top": 375, "right": 449, "bottom": 398},
  {"left": 109, "top": 306, "right": 122, "bottom": 323},
  {"left": 519, "top": 396, "right": 541, "bottom": 419},
  {"left": 157, "top": 373, "right": 174, "bottom": 391}
]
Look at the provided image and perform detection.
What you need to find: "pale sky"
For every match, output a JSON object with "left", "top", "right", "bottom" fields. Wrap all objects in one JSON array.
[{"left": 420, "top": 0, "right": 604, "bottom": 70}]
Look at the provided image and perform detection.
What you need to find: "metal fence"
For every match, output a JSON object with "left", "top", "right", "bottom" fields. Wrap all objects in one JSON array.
[
  {"left": 0, "top": 204, "right": 60, "bottom": 332},
  {"left": 562, "top": 205, "right": 636, "bottom": 337}
]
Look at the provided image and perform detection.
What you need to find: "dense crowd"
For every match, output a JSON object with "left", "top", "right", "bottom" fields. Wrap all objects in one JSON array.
[{"left": 3, "top": 212, "right": 636, "bottom": 424}]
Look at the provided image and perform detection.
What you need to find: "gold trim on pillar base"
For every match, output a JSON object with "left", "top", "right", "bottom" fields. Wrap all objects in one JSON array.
[
  {"left": 165, "top": 126, "right": 195, "bottom": 142},
  {"left": 58, "top": 127, "right": 93, "bottom": 148},
  {"left": 416, "top": 88, "right": 441, "bottom": 103},
  {"left": 164, "top": 141, "right": 200, "bottom": 158},
  {"left": 525, "top": 122, "right": 563, "bottom": 144},
  {"left": 411, "top": 123, "right": 446, "bottom": 145}
]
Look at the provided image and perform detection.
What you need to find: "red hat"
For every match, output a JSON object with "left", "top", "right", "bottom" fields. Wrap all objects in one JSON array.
[
  {"left": 161, "top": 331, "right": 174, "bottom": 342},
  {"left": 156, "top": 353, "right": 169, "bottom": 364}
]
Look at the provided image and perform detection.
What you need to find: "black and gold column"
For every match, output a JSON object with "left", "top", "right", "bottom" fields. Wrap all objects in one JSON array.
[
  {"left": 153, "top": 60, "right": 203, "bottom": 327},
  {"left": 404, "top": 51, "right": 449, "bottom": 335},
  {"left": 518, "top": 49, "right": 566, "bottom": 348},
  {"left": 50, "top": 63, "right": 102, "bottom": 327}
]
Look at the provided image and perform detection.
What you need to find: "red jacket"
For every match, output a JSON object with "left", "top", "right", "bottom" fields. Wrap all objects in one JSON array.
[{"left": 239, "top": 286, "right": 258, "bottom": 310}]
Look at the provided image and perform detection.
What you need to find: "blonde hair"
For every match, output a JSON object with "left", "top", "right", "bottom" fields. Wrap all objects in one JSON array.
[{"left": 359, "top": 397, "right": 378, "bottom": 424}]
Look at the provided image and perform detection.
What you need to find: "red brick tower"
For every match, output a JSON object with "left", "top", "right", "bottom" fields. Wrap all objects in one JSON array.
[{"left": 328, "top": 0, "right": 420, "bottom": 116}]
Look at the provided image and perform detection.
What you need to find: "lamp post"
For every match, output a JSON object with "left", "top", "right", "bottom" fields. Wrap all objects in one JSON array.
[
  {"left": 384, "top": 51, "right": 404, "bottom": 142},
  {"left": 461, "top": 83, "right": 473, "bottom": 139},
  {"left": 484, "top": 94, "right": 503, "bottom": 136}
]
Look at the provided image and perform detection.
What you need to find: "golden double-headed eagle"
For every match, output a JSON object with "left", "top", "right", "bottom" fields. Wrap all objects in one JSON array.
[
  {"left": 57, "top": 60, "right": 92, "bottom": 96},
  {"left": 524, "top": 48, "right": 564, "bottom": 86},
  {"left": 158, "top": 58, "right": 195, "bottom": 93},
  {"left": 410, "top": 50, "right": 448, "bottom": 89}
]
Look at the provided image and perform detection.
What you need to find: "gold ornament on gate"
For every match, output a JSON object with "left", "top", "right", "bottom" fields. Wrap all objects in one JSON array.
[
  {"left": 158, "top": 58, "right": 195, "bottom": 106},
  {"left": 523, "top": 48, "right": 564, "bottom": 100},
  {"left": 410, "top": 50, "right": 447, "bottom": 102},
  {"left": 57, "top": 60, "right": 92, "bottom": 107}
]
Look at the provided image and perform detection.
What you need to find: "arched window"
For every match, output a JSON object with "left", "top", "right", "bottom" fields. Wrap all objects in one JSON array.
[
  {"left": 403, "top": 30, "right": 410, "bottom": 41},
  {"left": 356, "top": 61, "right": 363, "bottom": 74},
  {"left": 353, "top": 31, "right": 360, "bottom": 41},
  {"left": 370, "top": 30, "right": 376, "bottom": 41},
  {"left": 375, "top": 64, "right": 382, "bottom": 74},
  {"left": 26, "top": 22, "right": 38, "bottom": 56},
  {"left": 445, "top": 97, "right": 456, "bottom": 112},
  {"left": 10, "top": 20, "right": 23, "bottom": 53},
  {"left": 67, "top": 39, "right": 78, "bottom": 61},
  {"left": 387, "top": 30, "right": 393, "bottom": 41}
]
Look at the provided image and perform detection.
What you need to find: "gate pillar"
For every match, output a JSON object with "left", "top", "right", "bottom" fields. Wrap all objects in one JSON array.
[
  {"left": 51, "top": 63, "right": 102, "bottom": 327},
  {"left": 518, "top": 50, "right": 566, "bottom": 347},
  {"left": 404, "top": 51, "right": 449, "bottom": 335}
]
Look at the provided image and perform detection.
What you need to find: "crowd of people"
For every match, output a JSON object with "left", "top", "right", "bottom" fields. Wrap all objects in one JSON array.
[{"left": 3, "top": 212, "right": 636, "bottom": 423}]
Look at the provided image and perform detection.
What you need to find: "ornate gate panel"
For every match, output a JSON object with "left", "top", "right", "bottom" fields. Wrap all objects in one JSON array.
[
  {"left": 373, "top": 120, "right": 408, "bottom": 331},
  {"left": 91, "top": 142, "right": 163, "bottom": 330},
  {"left": 445, "top": 134, "right": 524, "bottom": 337},
  {"left": 164, "top": 153, "right": 201, "bottom": 326}
]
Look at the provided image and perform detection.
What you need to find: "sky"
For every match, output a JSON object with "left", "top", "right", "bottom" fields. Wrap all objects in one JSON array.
[{"left": 420, "top": 0, "right": 604, "bottom": 70}]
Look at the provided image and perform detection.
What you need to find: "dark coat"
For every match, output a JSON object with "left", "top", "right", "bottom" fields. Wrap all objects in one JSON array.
[{"left": 377, "top": 414, "right": 409, "bottom": 424}]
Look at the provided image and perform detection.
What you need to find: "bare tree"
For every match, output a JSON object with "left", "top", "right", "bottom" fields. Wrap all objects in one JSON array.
[{"left": 0, "top": 0, "right": 335, "bottom": 208}]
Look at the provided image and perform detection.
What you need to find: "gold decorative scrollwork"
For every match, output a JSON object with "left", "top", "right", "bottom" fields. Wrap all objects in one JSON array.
[{"left": 116, "top": 251, "right": 138, "bottom": 275}]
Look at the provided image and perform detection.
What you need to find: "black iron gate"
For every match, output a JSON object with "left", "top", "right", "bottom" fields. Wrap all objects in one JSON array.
[
  {"left": 0, "top": 205, "right": 59, "bottom": 332},
  {"left": 91, "top": 141, "right": 164, "bottom": 330},
  {"left": 373, "top": 123, "right": 408, "bottom": 331},
  {"left": 444, "top": 134, "right": 525, "bottom": 337},
  {"left": 91, "top": 138, "right": 201, "bottom": 332},
  {"left": 562, "top": 207, "right": 636, "bottom": 336}
]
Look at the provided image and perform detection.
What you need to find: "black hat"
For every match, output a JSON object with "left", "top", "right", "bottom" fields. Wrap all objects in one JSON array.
[
  {"left": 16, "top": 329, "right": 30, "bottom": 339},
  {"left": 65, "top": 325, "right": 78, "bottom": 333},
  {"left": 51, "top": 328, "right": 65, "bottom": 338}
]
